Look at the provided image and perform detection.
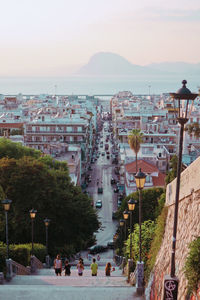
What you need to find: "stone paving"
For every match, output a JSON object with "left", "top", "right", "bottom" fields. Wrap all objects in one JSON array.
[{"left": 1, "top": 266, "right": 146, "bottom": 300}]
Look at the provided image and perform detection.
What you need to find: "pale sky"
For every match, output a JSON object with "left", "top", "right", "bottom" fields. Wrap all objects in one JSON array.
[{"left": 0, "top": 0, "right": 200, "bottom": 76}]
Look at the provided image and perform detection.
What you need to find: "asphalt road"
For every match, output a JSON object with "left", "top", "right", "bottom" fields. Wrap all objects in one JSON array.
[{"left": 86, "top": 122, "right": 118, "bottom": 248}]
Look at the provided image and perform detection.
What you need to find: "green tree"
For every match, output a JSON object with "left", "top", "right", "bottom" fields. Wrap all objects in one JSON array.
[
  {"left": 128, "top": 129, "right": 143, "bottom": 172},
  {"left": 0, "top": 155, "right": 99, "bottom": 255},
  {"left": 117, "top": 188, "right": 165, "bottom": 226},
  {"left": 0, "top": 138, "right": 41, "bottom": 160}
]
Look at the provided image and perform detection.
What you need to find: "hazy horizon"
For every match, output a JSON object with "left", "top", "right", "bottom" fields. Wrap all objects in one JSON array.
[{"left": 0, "top": 0, "right": 200, "bottom": 76}]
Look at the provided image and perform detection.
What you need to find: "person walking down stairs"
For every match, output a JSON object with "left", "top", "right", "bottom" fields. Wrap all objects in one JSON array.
[
  {"left": 90, "top": 258, "right": 98, "bottom": 276},
  {"left": 54, "top": 254, "right": 62, "bottom": 276},
  {"left": 77, "top": 259, "right": 84, "bottom": 276}
]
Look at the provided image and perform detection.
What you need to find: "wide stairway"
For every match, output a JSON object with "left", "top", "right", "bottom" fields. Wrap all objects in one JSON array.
[{"left": 1, "top": 261, "right": 145, "bottom": 300}]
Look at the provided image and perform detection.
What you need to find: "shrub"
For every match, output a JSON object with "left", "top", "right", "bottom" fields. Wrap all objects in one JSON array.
[
  {"left": 10, "top": 245, "right": 29, "bottom": 266},
  {"left": 0, "top": 242, "right": 46, "bottom": 272},
  {"left": 184, "top": 237, "right": 200, "bottom": 295},
  {"left": 124, "top": 220, "right": 156, "bottom": 271},
  {"left": 0, "top": 242, "right": 6, "bottom": 274},
  {"left": 145, "top": 206, "right": 168, "bottom": 280}
]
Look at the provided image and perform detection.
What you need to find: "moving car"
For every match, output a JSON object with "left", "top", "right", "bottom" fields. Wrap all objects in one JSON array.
[
  {"left": 95, "top": 199, "right": 102, "bottom": 208},
  {"left": 98, "top": 187, "right": 103, "bottom": 194},
  {"left": 107, "top": 240, "right": 114, "bottom": 249},
  {"left": 88, "top": 245, "right": 108, "bottom": 254}
]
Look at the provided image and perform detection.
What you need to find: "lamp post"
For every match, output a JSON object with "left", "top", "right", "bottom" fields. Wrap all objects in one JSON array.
[
  {"left": 123, "top": 209, "right": 129, "bottom": 239},
  {"left": 29, "top": 209, "right": 37, "bottom": 255},
  {"left": 163, "top": 80, "right": 198, "bottom": 300},
  {"left": 127, "top": 198, "right": 136, "bottom": 281},
  {"left": 1, "top": 199, "right": 12, "bottom": 259},
  {"left": 135, "top": 168, "right": 146, "bottom": 295},
  {"left": 44, "top": 218, "right": 50, "bottom": 268},
  {"left": 120, "top": 219, "right": 125, "bottom": 241}
]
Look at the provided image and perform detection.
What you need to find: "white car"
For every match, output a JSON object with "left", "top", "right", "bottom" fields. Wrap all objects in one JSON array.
[{"left": 95, "top": 200, "right": 102, "bottom": 208}]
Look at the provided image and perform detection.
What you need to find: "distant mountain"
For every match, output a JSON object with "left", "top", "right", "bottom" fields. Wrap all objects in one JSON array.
[
  {"left": 146, "top": 62, "right": 200, "bottom": 75},
  {"left": 77, "top": 52, "right": 166, "bottom": 76}
]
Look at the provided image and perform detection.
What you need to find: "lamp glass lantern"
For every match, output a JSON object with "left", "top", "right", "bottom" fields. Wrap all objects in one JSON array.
[
  {"left": 1, "top": 199, "right": 12, "bottom": 211},
  {"left": 135, "top": 168, "right": 146, "bottom": 190},
  {"left": 44, "top": 218, "right": 50, "bottom": 227},
  {"left": 123, "top": 209, "right": 129, "bottom": 220},
  {"left": 128, "top": 198, "right": 136, "bottom": 211},
  {"left": 29, "top": 209, "right": 37, "bottom": 219},
  {"left": 170, "top": 80, "right": 198, "bottom": 121},
  {"left": 120, "top": 219, "right": 125, "bottom": 227}
]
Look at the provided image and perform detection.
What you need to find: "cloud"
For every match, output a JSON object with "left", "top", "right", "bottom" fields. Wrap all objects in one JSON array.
[{"left": 136, "top": 7, "right": 200, "bottom": 22}]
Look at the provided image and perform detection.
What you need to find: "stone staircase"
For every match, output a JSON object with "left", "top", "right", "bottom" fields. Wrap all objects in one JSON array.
[{"left": 2, "top": 264, "right": 146, "bottom": 300}]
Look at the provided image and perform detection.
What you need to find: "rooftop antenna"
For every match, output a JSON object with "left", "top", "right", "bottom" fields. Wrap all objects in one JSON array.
[
  {"left": 148, "top": 85, "right": 151, "bottom": 96},
  {"left": 54, "top": 85, "right": 57, "bottom": 96}
]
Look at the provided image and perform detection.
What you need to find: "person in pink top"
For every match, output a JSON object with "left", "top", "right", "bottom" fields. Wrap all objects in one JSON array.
[
  {"left": 77, "top": 259, "right": 84, "bottom": 276},
  {"left": 54, "top": 254, "right": 62, "bottom": 276}
]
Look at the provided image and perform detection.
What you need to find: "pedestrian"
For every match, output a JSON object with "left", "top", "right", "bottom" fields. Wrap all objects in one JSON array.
[
  {"left": 54, "top": 254, "right": 62, "bottom": 276},
  {"left": 97, "top": 254, "right": 100, "bottom": 261},
  {"left": 77, "top": 259, "right": 84, "bottom": 276},
  {"left": 64, "top": 259, "right": 71, "bottom": 276},
  {"left": 90, "top": 258, "right": 98, "bottom": 276},
  {"left": 105, "top": 262, "right": 112, "bottom": 276},
  {"left": 79, "top": 257, "right": 84, "bottom": 265}
]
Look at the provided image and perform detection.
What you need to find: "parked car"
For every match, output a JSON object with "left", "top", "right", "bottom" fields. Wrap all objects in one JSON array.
[
  {"left": 110, "top": 178, "right": 116, "bottom": 184},
  {"left": 107, "top": 240, "right": 114, "bottom": 249},
  {"left": 95, "top": 199, "right": 102, "bottom": 208},
  {"left": 88, "top": 245, "right": 108, "bottom": 254},
  {"left": 114, "top": 187, "right": 119, "bottom": 193},
  {"left": 112, "top": 211, "right": 117, "bottom": 220},
  {"left": 117, "top": 199, "right": 122, "bottom": 207}
]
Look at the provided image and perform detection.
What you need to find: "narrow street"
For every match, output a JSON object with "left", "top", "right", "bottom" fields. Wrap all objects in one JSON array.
[{"left": 86, "top": 121, "right": 118, "bottom": 250}]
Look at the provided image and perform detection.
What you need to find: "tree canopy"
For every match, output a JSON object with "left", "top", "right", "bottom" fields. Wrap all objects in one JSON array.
[{"left": 0, "top": 139, "right": 100, "bottom": 255}]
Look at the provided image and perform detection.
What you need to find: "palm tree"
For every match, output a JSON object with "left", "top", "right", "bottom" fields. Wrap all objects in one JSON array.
[
  {"left": 185, "top": 122, "right": 200, "bottom": 139},
  {"left": 128, "top": 129, "right": 143, "bottom": 172}
]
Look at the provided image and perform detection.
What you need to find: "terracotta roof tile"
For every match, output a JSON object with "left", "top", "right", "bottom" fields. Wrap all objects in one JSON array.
[
  {"left": 152, "top": 172, "right": 166, "bottom": 187},
  {"left": 125, "top": 159, "right": 158, "bottom": 174}
]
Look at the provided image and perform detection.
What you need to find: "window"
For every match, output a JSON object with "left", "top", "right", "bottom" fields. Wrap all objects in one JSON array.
[
  {"left": 67, "top": 126, "right": 72, "bottom": 132},
  {"left": 78, "top": 126, "right": 82, "bottom": 132}
]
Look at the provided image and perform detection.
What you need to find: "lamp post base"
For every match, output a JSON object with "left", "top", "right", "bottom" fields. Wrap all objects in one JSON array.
[
  {"left": 127, "top": 258, "right": 133, "bottom": 282},
  {"left": 136, "top": 261, "right": 144, "bottom": 295},
  {"left": 163, "top": 275, "right": 179, "bottom": 300},
  {"left": 45, "top": 255, "right": 50, "bottom": 268}
]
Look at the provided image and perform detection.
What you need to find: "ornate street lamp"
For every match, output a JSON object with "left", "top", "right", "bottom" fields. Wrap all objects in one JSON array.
[
  {"left": 127, "top": 198, "right": 136, "bottom": 281},
  {"left": 163, "top": 80, "right": 198, "bottom": 300},
  {"left": 135, "top": 168, "right": 146, "bottom": 295},
  {"left": 120, "top": 219, "right": 125, "bottom": 227},
  {"left": 29, "top": 209, "right": 37, "bottom": 255},
  {"left": 44, "top": 218, "right": 50, "bottom": 255},
  {"left": 1, "top": 199, "right": 12, "bottom": 259},
  {"left": 123, "top": 209, "right": 129, "bottom": 239},
  {"left": 44, "top": 218, "right": 50, "bottom": 268}
]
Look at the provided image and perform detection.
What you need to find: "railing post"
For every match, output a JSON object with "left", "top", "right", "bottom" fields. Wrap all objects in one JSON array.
[
  {"left": 6, "top": 258, "right": 13, "bottom": 281},
  {"left": 30, "top": 255, "right": 37, "bottom": 273}
]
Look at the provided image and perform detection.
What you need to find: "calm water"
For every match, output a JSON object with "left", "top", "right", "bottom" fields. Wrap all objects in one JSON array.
[{"left": 0, "top": 75, "right": 199, "bottom": 95}]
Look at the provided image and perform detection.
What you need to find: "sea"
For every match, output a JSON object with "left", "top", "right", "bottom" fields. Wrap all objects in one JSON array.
[{"left": 0, "top": 75, "right": 199, "bottom": 96}]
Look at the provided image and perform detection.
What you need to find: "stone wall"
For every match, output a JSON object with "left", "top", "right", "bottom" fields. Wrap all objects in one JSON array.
[{"left": 149, "top": 156, "right": 200, "bottom": 300}]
